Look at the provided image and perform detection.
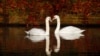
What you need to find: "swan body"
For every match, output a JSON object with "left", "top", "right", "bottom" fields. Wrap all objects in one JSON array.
[
  {"left": 25, "top": 16, "right": 51, "bottom": 35},
  {"left": 59, "top": 26, "right": 85, "bottom": 34},
  {"left": 25, "top": 28, "right": 46, "bottom": 35}
]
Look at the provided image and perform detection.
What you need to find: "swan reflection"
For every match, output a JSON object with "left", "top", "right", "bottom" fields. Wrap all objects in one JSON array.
[
  {"left": 25, "top": 35, "right": 46, "bottom": 42},
  {"left": 54, "top": 34, "right": 60, "bottom": 53},
  {"left": 54, "top": 33, "right": 84, "bottom": 53},
  {"left": 25, "top": 35, "right": 51, "bottom": 56}
]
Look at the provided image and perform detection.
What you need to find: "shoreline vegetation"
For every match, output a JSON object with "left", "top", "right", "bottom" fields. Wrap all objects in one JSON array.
[{"left": 0, "top": 0, "right": 100, "bottom": 25}]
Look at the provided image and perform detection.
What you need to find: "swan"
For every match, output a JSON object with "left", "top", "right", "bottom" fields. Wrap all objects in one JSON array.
[
  {"left": 25, "top": 16, "right": 51, "bottom": 35},
  {"left": 53, "top": 15, "right": 85, "bottom": 40},
  {"left": 26, "top": 35, "right": 52, "bottom": 56},
  {"left": 53, "top": 15, "right": 85, "bottom": 39}
]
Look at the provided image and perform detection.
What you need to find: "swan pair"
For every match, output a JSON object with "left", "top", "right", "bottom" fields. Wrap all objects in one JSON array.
[
  {"left": 25, "top": 15, "right": 85, "bottom": 56},
  {"left": 25, "top": 15, "right": 85, "bottom": 36}
]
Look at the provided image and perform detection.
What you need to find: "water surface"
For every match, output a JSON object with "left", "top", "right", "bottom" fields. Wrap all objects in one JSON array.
[{"left": 0, "top": 26, "right": 100, "bottom": 56}]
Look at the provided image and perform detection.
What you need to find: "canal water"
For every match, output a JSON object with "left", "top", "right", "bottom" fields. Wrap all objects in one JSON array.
[{"left": 0, "top": 26, "right": 100, "bottom": 56}]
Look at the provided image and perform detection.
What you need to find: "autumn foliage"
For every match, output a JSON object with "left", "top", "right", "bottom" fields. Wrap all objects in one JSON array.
[{"left": 0, "top": 0, "right": 100, "bottom": 25}]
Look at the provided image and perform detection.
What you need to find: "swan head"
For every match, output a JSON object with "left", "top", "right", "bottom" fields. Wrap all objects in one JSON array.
[
  {"left": 53, "top": 15, "right": 60, "bottom": 20},
  {"left": 46, "top": 16, "right": 52, "bottom": 22}
]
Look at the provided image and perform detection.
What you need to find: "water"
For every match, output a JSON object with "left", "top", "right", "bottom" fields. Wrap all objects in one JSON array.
[{"left": 0, "top": 26, "right": 100, "bottom": 56}]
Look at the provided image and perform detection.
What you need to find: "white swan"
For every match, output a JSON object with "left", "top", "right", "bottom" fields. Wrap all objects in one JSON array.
[
  {"left": 53, "top": 15, "right": 85, "bottom": 34},
  {"left": 53, "top": 15, "right": 85, "bottom": 40},
  {"left": 25, "top": 16, "right": 51, "bottom": 35}
]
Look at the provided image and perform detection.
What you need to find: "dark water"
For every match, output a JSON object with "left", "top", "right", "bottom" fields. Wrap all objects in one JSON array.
[{"left": 0, "top": 26, "right": 100, "bottom": 56}]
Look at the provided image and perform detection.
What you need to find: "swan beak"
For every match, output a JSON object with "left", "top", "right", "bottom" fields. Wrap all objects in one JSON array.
[
  {"left": 52, "top": 18, "right": 56, "bottom": 21},
  {"left": 50, "top": 19, "right": 52, "bottom": 22}
]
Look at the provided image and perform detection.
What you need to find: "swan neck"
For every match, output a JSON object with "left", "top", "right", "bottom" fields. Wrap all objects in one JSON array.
[
  {"left": 45, "top": 18, "right": 50, "bottom": 35},
  {"left": 55, "top": 17, "right": 60, "bottom": 33}
]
